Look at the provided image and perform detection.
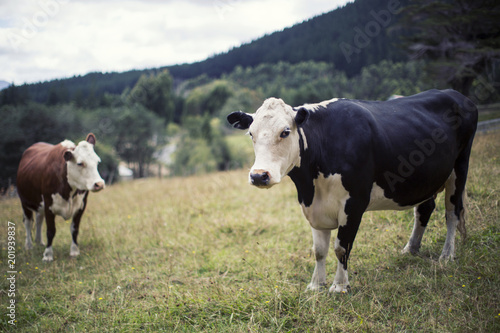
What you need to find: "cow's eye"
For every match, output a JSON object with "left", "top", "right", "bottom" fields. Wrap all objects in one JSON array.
[
  {"left": 77, "top": 162, "right": 85, "bottom": 167},
  {"left": 280, "top": 128, "right": 290, "bottom": 139},
  {"left": 248, "top": 131, "right": 253, "bottom": 138}
]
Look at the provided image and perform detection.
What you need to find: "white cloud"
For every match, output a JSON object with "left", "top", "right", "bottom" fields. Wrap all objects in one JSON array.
[{"left": 0, "top": 0, "right": 349, "bottom": 84}]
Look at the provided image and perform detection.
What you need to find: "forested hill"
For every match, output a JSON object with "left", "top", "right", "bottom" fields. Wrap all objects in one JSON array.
[
  {"left": 169, "top": 0, "right": 409, "bottom": 79},
  {"left": 9, "top": 0, "right": 409, "bottom": 104}
]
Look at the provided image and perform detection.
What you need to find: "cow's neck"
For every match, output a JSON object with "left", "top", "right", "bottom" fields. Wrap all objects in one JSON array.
[{"left": 288, "top": 126, "right": 320, "bottom": 207}]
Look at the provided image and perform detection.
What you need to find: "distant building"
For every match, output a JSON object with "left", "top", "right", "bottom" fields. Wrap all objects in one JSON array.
[{"left": 118, "top": 163, "right": 133, "bottom": 181}]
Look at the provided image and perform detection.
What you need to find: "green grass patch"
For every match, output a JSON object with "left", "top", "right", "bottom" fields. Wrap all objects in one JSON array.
[{"left": 1, "top": 132, "right": 499, "bottom": 332}]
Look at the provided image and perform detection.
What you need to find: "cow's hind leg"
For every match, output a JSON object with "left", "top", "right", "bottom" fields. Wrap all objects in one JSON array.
[
  {"left": 441, "top": 135, "right": 472, "bottom": 262},
  {"left": 441, "top": 168, "right": 468, "bottom": 261},
  {"left": 307, "top": 228, "right": 331, "bottom": 291},
  {"left": 402, "top": 198, "right": 435, "bottom": 255},
  {"left": 22, "top": 207, "right": 34, "bottom": 250},
  {"left": 34, "top": 208, "right": 45, "bottom": 246}
]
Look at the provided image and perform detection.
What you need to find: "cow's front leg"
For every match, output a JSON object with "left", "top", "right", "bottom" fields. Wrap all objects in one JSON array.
[
  {"left": 70, "top": 208, "right": 85, "bottom": 257},
  {"left": 42, "top": 209, "right": 56, "bottom": 262},
  {"left": 331, "top": 239, "right": 350, "bottom": 293},
  {"left": 306, "top": 228, "right": 331, "bottom": 291},
  {"left": 330, "top": 209, "right": 363, "bottom": 293}
]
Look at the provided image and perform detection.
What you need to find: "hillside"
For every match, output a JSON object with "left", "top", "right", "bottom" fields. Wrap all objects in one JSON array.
[
  {"left": 169, "top": 0, "right": 409, "bottom": 79},
  {"left": 8, "top": 0, "right": 409, "bottom": 105}
]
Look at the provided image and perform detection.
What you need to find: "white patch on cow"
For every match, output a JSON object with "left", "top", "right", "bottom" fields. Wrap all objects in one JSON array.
[
  {"left": 43, "top": 246, "right": 54, "bottom": 262},
  {"left": 441, "top": 170, "right": 458, "bottom": 261},
  {"left": 66, "top": 140, "right": 105, "bottom": 192},
  {"left": 298, "top": 127, "right": 308, "bottom": 151},
  {"left": 366, "top": 183, "right": 414, "bottom": 211},
  {"left": 297, "top": 98, "right": 341, "bottom": 112},
  {"left": 248, "top": 98, "right": 302, "bottom": 186},
  {"left": 61, "top": 140, "right": 76, "bottom": 149},
  {"left": 301, "top": 173, "right": 350, "bottom": 230},
  {"left": 50, "top": 191, "right": 86, "bottom": 221}
]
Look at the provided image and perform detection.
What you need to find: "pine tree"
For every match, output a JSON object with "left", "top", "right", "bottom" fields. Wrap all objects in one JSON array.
[{"left": 399, "top": 0, "right": 500, "bottom": 96}]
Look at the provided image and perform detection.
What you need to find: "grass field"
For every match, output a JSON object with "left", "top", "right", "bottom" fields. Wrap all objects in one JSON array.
[{"left": 1, "top": 132, "right": 499, "bottom": 332}]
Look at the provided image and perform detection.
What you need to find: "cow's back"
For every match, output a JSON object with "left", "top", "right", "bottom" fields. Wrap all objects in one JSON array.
[
  {"left": 315, "top": 89, "right": 477, "bottom": 206},
  {"left": 376, "top": 89, "right": 477, "bottom": 140},
  {"left": 367, "top": 89, "right": 477, "bottom": 205},
  {"left": 17, "top": 142, "right": 67, "bottom": 211}
]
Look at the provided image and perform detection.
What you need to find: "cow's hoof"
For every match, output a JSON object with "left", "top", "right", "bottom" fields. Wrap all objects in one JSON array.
[
  {"left": 42, "top": 247, "right": 54, "bottom": 262},
  {"left": 70, "top": 244, "right": 80, "bottom": 257},
  {"left": 329, "top": 284, "right": 350, "bottom": 294},
  {"left": 438, "top": 254, "right": 455, "bottom": 262},
  {"left": 401, "top": 244, "right": 419, "bottom": 255},
  {"left": 42, "top": 255, "right": 54, "bottom": 262},
  {"left": 306, "top": 283, "right": 327, "bottom": 292}
]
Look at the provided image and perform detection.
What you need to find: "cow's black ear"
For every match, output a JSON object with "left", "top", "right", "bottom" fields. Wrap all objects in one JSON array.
[
  {"left": 227, "top": 111, "right": 253, "bottom": 130},
  {"left": 294, "top": 107, "right": 310, "bottom": 126},
  {"left": 63, "top": 150, "right": 73, "bottom": 162},
  {"left": 86, "top": 133, "right": 96, "bottom": 145}
]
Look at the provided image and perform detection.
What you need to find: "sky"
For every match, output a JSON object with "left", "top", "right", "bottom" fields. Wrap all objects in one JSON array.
[{"left": 0, "top": 0, "right": 351, "bottom": 85}]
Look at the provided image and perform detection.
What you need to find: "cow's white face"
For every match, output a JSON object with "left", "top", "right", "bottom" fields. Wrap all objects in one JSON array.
[
  {"left": 64, "top": 134, "right": 105, "bottom": 192},
  {"left": 228, "top": 98, "right": 307, "bottom": 188}
]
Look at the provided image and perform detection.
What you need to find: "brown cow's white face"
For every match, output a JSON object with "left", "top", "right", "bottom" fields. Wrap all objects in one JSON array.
[
  {"left": 64, "top": 134, "right": 105, "bottom": 192},
  {"left": 229, "top": 98, "right": 304, "bottom": 188}
]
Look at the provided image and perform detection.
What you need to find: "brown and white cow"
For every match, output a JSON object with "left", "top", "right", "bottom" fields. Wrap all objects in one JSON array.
[{"left": 17, "top": 133, "right": 105, "bottom": 261}]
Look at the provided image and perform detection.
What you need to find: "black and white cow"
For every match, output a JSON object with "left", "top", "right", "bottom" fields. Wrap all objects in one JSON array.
[{"left": 228, "top": 89, "right": 477, "bottom": 293}]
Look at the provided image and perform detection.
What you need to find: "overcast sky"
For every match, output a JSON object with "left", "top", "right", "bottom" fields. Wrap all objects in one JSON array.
[{"left": 0, "top": 0, "right": 351, "bottom": 85}]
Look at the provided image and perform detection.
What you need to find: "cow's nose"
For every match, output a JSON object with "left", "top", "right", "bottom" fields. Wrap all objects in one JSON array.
[
  {"left": 93, "top": 181, "right": 105, "bottom": 192},
  {"left": 250, "top": 170, "right": 270, "bottom": 186}
]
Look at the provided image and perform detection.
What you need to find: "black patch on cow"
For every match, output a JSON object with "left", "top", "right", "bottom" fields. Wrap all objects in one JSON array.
[
  {"left": 227, "top": 111, "right": 253, "bottom": 130},
  {"left": 294, "top": 107, "right": 310, "bottom": 126},
  {"left": 416, "top": 198, "right": 436, "bottom": 228}
]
